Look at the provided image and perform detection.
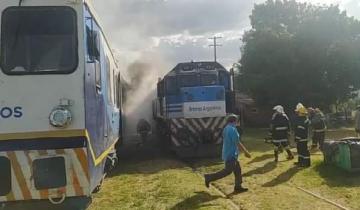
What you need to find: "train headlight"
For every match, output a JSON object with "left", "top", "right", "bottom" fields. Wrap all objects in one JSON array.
[{"left": 49, "top": 107, "right": 72, "bottom": 128}]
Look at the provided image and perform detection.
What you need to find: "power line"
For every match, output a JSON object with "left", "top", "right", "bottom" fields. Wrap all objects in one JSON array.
[{"left": 209, "top": 36, "right": 222, "bottom": 62}]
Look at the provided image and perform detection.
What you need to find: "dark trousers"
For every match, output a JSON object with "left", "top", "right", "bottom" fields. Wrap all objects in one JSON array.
[
  {"left": 205, "top": 159, "right": 242, "bottom": 189},
  {"left": 312, "top": 132, "right": 325, "bottom": 150},
  {"left": 297, "top": 140, "right": 311, "bottom": 166}
]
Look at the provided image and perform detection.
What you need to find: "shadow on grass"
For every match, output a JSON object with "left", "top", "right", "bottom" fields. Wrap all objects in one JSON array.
[
  {"left": 169, "top": 191, "right": 222, "bottom": 210},
  {"left": 187, "top": 157, "right": 223, "bottom": 169},
  {"left": 262, "top": 166, "right": 301, "bottom": 187},
  {"left": 247, "top": 154, "right": 274, "bottom": 164},
  {"left": 314, "top": 162, "right": 360, "bottom": 187},
  {"left": 243, "top": 161, "right": 277, "bottom": 177},
  {"left": 108, "top": 157, "right": 188, "bottom": 177}
]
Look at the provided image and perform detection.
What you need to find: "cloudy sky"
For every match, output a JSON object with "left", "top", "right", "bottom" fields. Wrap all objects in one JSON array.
[{"left": 93, "top": 0, "right": 360, "bottom": 71}]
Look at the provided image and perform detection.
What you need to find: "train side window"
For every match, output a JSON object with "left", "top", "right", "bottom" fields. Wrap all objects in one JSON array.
[
  {"left": 116, "top": 74, "right": 121, "bottom": 108},
  {"left": 85, "top": 15, "right": 102, "bottom": 93},
  {"left": 95, "top": 59, "right": 101, "bottom": 92},
  {"left": 106, "top": 56, "right": 114, "bottom": 104},
  {"left": 85, "top": 20, "right": 100, "bottom": 62},
  {"left": 113, "top": 70, "right": 118, "bottom": 107}
]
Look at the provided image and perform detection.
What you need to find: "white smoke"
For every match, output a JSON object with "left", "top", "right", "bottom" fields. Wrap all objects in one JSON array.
[{"left": 115, "top": 51, "right": 171, "bottom": 142}]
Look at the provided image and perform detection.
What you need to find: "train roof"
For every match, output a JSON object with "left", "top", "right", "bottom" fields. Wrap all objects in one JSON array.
[{"left": 165, "top": 61, "right": 228, "bottom": 77}]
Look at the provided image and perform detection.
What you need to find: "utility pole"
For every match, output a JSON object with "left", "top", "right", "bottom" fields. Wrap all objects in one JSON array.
[{"left": 209, "top": 36, "right": 222, "bottom": 62}]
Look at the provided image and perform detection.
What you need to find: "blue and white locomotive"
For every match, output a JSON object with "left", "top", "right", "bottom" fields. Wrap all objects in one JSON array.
[
  {"left": 0, "top": 0, "right": 125, "bottom": 208},
  {"left": 153, "top": 61, "right": 235, "bottom": 157}
]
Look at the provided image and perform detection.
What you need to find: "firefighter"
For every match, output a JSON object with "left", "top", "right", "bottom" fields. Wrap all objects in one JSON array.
[
  {"left": 137, "top": 119, "right": 151, "bottom": 146},
  {"left": 308, "top": 108, "right": 326, "bottom": 151},
  {"left": 294, "top": 103, "right": 311, "bottom": 167},
  {"left": 269, "top": 105, "right": 294, "bottom": 162}
]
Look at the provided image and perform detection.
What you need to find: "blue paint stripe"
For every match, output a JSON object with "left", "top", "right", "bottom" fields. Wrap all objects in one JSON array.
[
  {"left": 0, "top": 137, "right": 87, "bottom": 151},
  {"left": 166, "top": 104, "right": 183, "bottom": 107},
  {"left": 167, "top": 110, "right": 182, "bottom": 113},
  {"left": 167, "top": 108, "right": 182, "bottom": 111},
  {"left": 167, "top": 107, "right": 182, "bottom": 110}
]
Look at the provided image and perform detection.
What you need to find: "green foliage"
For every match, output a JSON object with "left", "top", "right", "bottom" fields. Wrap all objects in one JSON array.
[{"left": 239, "top": 0, "right": 360, "bottom": 110}]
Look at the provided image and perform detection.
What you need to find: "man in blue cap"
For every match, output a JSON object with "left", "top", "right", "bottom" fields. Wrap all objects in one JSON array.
[{"left": 204, "top": 114, "right": 251, "bottom": 193}]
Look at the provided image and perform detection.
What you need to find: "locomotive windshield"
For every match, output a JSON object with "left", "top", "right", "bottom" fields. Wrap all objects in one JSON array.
[
  {"left": 178, "top": 74, "right": 198, "bottom": 87},
  {"left": 200, "top": 73, "right": 218, "bottom": 86},
  {"left": 0, "top": 7, "right": 78, "bottom": 75}
]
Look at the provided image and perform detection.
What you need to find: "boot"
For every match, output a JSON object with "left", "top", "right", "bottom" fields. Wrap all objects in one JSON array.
[
  {"left": 234, "top": 186, "right": 248, "bottom": 194},
  {"left": 286, "top": 149, "right": 294, "bottom": 160},
  {"left": 310, "top": 144, "right": 318, "bottom": 152},
  {"left": 204, "top": 175, "right": 210, "bottom": 188},
  {"left": 274, "top": 150, "right": 279, "bottom": 162}
]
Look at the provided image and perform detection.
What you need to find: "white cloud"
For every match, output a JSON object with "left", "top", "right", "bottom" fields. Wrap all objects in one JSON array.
[{"left": 93, "top": 0, "right": 360, "bottom": 69}]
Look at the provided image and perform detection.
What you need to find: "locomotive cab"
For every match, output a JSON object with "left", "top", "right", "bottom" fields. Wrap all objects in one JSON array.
[
  {"left": 0, "top": 0, "right": 125, "bottom": 207},
  {"left": 154, "top": 61, "right": 235, "bottom": 157}
]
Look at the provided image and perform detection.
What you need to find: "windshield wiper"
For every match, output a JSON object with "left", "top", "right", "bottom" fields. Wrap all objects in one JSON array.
[{"left": 19, "top": 0, "right": 23, "bottom": 6}]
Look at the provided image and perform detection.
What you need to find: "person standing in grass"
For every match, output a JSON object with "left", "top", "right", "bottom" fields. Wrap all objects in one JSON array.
[
  {"left": 204, "top": 114, "right": 251, "bottom": 193},
  {"left": 308, "top": 107, "right": 326, "bottom": 151},
  {"left": 294, "top": 103, "right": 311, "bottom": 167},
  {"left": 269, "top": 105, "right": 294, "bottom": 162}
]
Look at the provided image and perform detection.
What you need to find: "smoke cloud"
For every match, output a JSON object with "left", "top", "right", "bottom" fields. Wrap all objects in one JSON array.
[
  {"left": 92, "top": 0, "right": 360, "bottom": 142},
  {"left": 120, "top": 52, "right": 171, "bottom": 141}
]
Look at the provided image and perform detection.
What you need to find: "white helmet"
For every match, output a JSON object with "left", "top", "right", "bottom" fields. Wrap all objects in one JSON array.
[{"left": 273, "top": 105, "right": 284, "bottom": 114}]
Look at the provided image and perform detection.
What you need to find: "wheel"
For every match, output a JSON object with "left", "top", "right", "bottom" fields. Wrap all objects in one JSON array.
[{"left": 104, "top": 153, "right": 118, "bottom": 173}]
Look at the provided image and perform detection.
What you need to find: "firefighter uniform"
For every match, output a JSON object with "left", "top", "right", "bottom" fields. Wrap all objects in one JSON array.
[
  {"left": 310, "top": 109, "right": 326, "bottom": 150},
  {"left": 270, "top": 105, "right": 294, "bottom": 162},
  {"left": 294, "top": 105, "right": 311, "bottom": 167}
]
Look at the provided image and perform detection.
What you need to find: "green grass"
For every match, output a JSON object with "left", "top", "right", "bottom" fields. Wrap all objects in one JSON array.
[
  {"left": 195, "top": 129, "right": 360, "bottom": 210},
  {"left": 88, "top": 129, "right": 360, "bottom": 210},
  {"left": 88, "top": 159, "right": 230, "bottom": 210}
]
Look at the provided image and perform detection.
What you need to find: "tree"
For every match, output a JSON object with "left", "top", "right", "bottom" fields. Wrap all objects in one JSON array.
[{"left": 238, "top": 0, "right": 360, "bottom": 110}]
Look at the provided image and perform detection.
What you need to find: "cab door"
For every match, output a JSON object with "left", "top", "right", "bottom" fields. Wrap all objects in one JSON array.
[{"left": 84, "top": 9, "right": 106, "bottom": 154}]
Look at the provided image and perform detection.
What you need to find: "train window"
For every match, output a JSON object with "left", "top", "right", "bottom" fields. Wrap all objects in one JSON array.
[
  {"left": 200, "top": 74, "right": 218, "bottom": 86},
  {"left": 33, "top": 157, "right": 66, "bottom": 190},
  {"left": 114, "top": 70, "right": 118, "bottom": 107},
  {"left": 116, "top": 74, "right": 122, "bottom": 108},
  {"left": 1, "top": 6, "right": 78, "bottom": 75},
  {"left": 182, "top": 65, "right": 194, "bottom": 71},
  {"left": 178, "top": 74, "right": 198, "bottom": 87},
  {"left": 106, "top": 56, "right": 113, "bottom": 104},
  {"left": 86, "top": 26, "right": 100, "bottom": 62},
  {"left": 166, "top": 77, "right": 177, "bottom": 95},
  {"left": 95, "top": 61, "right": 102, "bottom": 93},
  {"left": 0, "top": 157, "right": 11, "bottom": 196},
  {"left": 204, "top": 64, "right": 215, "bottom": 70}
]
